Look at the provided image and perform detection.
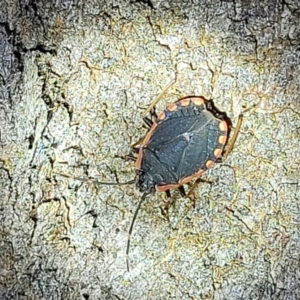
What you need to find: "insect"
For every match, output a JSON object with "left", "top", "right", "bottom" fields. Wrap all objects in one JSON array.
[{"left": 58, "top": 95, "right": 241, "bottom": 271}]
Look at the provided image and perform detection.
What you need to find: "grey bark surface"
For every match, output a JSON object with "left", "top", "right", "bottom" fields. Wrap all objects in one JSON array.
[{"left": 1, "top": 0, "right": 300, "bottom": 299}]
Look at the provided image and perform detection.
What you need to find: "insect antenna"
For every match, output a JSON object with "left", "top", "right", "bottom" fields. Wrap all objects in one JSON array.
[
  {"left": 56, "top": 172, "right": 150, "bottom": 271},
  {"left": 87, "top": 178, "right": 136, "bottom": 185},
  {"left": 126, "top": 192, "right": 149, "bottom": 272},
  {"left": 56, "top": 173, "right": 136, "bottom": 185}
]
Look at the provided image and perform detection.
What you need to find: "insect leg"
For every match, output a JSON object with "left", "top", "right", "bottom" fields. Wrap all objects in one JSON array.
[
  {"left": 186, "top": 178, "right": 213, "bottom": 199},
  {"left": 160, "top": 189, "right": 175, "bottom": 223},
  {"left": 126, "top": 192, "right": 149, "bottom": 271},
  {"left": 142, "top": 78, "right": 176, "bottom": 118},
  {"left": 223, "top": 114, "right": 243, "bottom": 160},
  {"left": 178, "top": 186, "right": 186, "bottom": 197}
]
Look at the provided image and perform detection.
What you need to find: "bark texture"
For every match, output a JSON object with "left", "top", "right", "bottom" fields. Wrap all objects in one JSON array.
[{"left": 1, "top": 0, "right": 300, "bottom": 299}]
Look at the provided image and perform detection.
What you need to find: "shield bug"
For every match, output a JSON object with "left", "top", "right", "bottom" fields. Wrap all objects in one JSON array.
[{"left": 58, "top": 95, "right": 241, "bottom": 271}]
